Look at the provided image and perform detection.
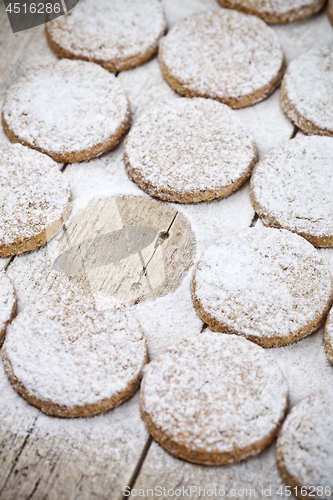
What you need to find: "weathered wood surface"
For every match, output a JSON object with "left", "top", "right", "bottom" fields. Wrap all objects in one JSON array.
[{"left": 0, "top": 0, "right": 333, "bottom": 499}]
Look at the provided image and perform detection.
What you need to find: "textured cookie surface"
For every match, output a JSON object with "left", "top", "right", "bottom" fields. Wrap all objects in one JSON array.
[
  {"left": 277, "top": 395, "right": 333, "bottom": 499},
  {"left": 281, "top": 41, "right": 333, "bottom": 137},
  {"left": 325, "top": 307, "right": 333, "bottom": 365},
  {"left": 0, "top": 271, "right": 16, "bottom": 345},
  {"left": 46, "top": 0, "right": 166, "bottom": 72},
  {"left": 2, "top": 59, "right": 130, "bottom": 163},
  {"left": 141, "top": 331, "right": 288, "bottom": 465},
  {"left": 0, "top": 144, "right": 71, "bottom": 257},
  {"left": 2, "top": 291, "right": 148, "bottom": 417},
  {"left": 124, "top": 98, "right": 257, "bottom": 203},
  {"left": 251, "top": 136, "right": 333, "bottom": 247},
  {"left": 192, "top": 227, "right": 333, "bottom": 347},
  {"left": 158, "top": 10, "right": 285, "bottom": 108},
  {"left": 217, "top": 0, "right": 326, "bottom": 23}
]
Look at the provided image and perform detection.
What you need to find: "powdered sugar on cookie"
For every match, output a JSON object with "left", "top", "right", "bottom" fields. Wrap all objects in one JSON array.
[
  {"left": 124, "top": 98, "right": 257, "bottom": 203},
  {"left": 217, "top": 0, "right": 326, "bottom": 24},
  {"left": 159, "top": 10, "right": 285, "bottom": 108},
  {"left": 277, "top": 394, "right": 333, "bottom": 495},
  {"left": 192, "top": 227, "right": 333, "bottom": 347},
  {"left": 2, "top": 291, "right": 147, "bottom": 416},
  {"left": 0, "top": 271, "right": 16, "bottom": 345},
  {"left": 46, "top": 0, "right": 166, "bottom": 72},
  {"left": 251, "top": 136, "right": 333, "bottom": 247},
  {"left": 281, "top": 40, "right": 333, "bottom": 136},
  {"left": 141, "top": 331, "right": 288, "bottom": 464},
  {"left": 0, "top": 144, "right": 71, "bottom": 256},
  {"left": 2, "top": 59, "right": 130, "bottom": 162}
]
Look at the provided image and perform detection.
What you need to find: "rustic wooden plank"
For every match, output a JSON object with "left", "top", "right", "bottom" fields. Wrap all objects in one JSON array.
[
  {"left": 129, "top": 440, "right": 285, "bottom": 499},
  {"left": 49, "top": 194, "right": 196, "bottom": 306},
  {"left": 0, "top": 3, "right": 35, "bottom": 97},
  {"left": 0, "top": 376, "right": 149, "bottom": 500}
]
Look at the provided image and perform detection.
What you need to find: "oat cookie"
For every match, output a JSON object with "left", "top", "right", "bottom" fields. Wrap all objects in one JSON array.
[
  {"left": 0, "top": 271, "right": 16, "bottom": 346},
  {"left": 2, "top": 291, "right": 148, "bottom": 418},
  {"left": 277, "top": 395, "right": 333, "bottom": 500},
  {"left": 124, "top": 98, "right": 257, "bottom": 203},
  {"left": 0, "top": 144, "right": 71, "bottom": 257},
  {"left": 158, "top": 10, "right": 285, "bottom": 108},
  {"left": 281, "top": 41, "right": 333, "bottom": 137},
  {"left": 46, "top": 0, "right": 166, "bottom": 72},
  {"left": 140, "top": 331, "right": 288, "bottom": 465},
  {"left": 192, "top": 227, "right": 333, "bottom": 347},
  {"left": 325, "top": 307, "right": 333, "bottom": 365},
  {"left": 329, "top": 0, "right": 333, "bottom": 26},
  {"left": 2, "top": 59, "right": 130, "bottom": 163},
  {"left": 250, "top": 136, "right": 333, "bottom": 247},
  {"left": 217, "top": 0, "right": 326, "bottom": 24}
]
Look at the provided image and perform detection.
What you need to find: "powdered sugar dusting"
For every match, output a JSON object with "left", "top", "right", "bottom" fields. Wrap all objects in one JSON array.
[
  {"left": 193, "top": 227, "right": 333, "bottom": 344},
  {"left": 0, "top": 144, "right": 70, "bottom": 250},
  {"left": 124, "top": 98, "right": 257, "bottom": 202},
  {"left": 2, "top": 59, "right": 130, "bottom": 157},
  {"left": 251, "top": 136, "right": 333, "bottom": 242},
  {"left": 282, "top": 40, "right": 333, "bottom": 134},
  {"left": 277, "top": 394, "right": 333, "bottom": 491},
  {"left": 46, "top": 0, "right": 166, "bottom": 71},
  {"left": 159, "top": 10, "right": 284, "bottom": 106},
  {"left": 141, "top": 332, "right": 288, "bottom": 457},
  {"left": 3, "top": 291, "right": 147, "bottom": 410},
  {"left": 0, "top": 270, "right": 16, "bottom": 342},
  {"left": 219, "top": 0, "right": 326, "bottom": 21}
]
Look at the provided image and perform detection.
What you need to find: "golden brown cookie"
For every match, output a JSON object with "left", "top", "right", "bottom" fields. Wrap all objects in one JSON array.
[
  {"left": 250, "top": 136, "right": 333, "bottom": 247},
  {"left": 2, "top": 291, "right": 148, "bottom": 418},
  {"left": 2, "top": 59, "right": 130, "bottom": 163},
  {"left": 192, "top": 227, "right": 333, "bottom": 347},
  {"left": 281, "top": 41, "right": 333, "bottom": 137},
  {"left": 0, "top": 271, "right": 16, "bottom": 346},
  {"left": 140, "top": 331, "right": 288, "bottom": 465},
  {"left": 217, "top": 0, "right": 326, "bottom": 24},
  {"left": 158, "top": 10, "right": 285, "bottom": 108},
  {"left": 277, "top": 395, "right": 333, "bottom": 500},
  {"left": 124, "top": 98, "right": 257, "bottom": 203},
  {"left": 0, "top": 144, "right": 71, "bottom": 257},
  {"left": 46, "top": 0, "right": 166, "bottom": 72},
  {"left": 325, "top": 306, "right": 333, "bottom": 365}
]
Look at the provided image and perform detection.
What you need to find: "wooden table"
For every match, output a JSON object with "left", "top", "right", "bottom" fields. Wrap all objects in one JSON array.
[{"left": 0, "top": 1, "right": 333, "bottom": 499}]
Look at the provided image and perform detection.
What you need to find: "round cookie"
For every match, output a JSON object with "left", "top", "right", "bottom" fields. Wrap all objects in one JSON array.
[
  {"left": 0, "top": 271, "right": 16, "bottom": 346},
  {"left": 217, "top": 0, "right": 326, "bottom": 24},
  {"left": 2, "top": 291, "right": 148, "bottom": 418},
  {"left": 158, "top": 10, "right": 285, "bottom": 109},
  {"left": 324, "top": 306, "right": 333, "bottom": 365},
  {"left": 140, "top": 331, "right": 288, "bottom": 465},
  {"left": 250, "top": 136, "right": 333, "bottom": 247},
  {"left": 192, "top": 227, "right": 333, "bottom": 347},
  {"left": 0, "top": 144, "right": 71, "bottom": 257},
  {"left": 124, "top": 98, "right": 257, "bottom": 203},
  {"left": 46, "top": 0, "right": 166, "bottom": 73},
  {"left": 329, "top": 0, "right": 333, "bottom": 26},
  {"left": 281, "top": 41, "right": 333, "bottom": 137},
  {"left": 277, "top": 395, "right": 333, "bottom": 499},
  {"left": 2, "top": 59, "right": 130, "bottom": 163}
]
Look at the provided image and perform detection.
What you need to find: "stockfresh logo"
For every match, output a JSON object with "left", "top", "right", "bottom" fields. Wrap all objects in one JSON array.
[
  {"left": 46, "top": 194, "right": 196, "bottom": 309},
  {"left": 3, "top": 0, "right": 80, "bottom": 33}
]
